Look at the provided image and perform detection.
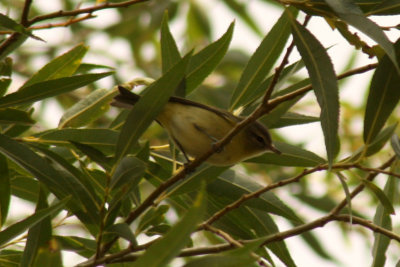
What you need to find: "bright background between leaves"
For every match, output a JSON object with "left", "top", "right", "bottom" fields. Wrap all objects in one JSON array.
[{"left": 1, "top": 0, "right": 400, "bottom": 267}]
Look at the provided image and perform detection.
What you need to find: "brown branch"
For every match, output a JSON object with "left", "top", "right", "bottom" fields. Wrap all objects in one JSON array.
[
  {"left": 28, "top": 14, "right": 96, "bottom": 30},
  {"left": 263, "top": 14, "right": 311, "bottom": 103},
  {"left": 28, "top": 0, "right": 148, "bottom": 25},
  {"left": 21, "top": 0, "right": 33, "bottom": 26},
  {"left": 333, "top": 214, "right": 400, "bottom": 242},
  {"left": 268, "top": 63, "right": 378, "bottom": 110},
  {"left": 201, "top": 165, "right": 327, "bottom": 227}
]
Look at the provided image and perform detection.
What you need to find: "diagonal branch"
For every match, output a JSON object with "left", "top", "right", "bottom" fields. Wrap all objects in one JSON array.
[{"left": 28, "top": 0, "right": 148, "bottom": 25}]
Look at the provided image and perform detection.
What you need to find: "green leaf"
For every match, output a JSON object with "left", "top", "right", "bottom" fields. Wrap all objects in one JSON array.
[
  {"left": 110, "top": 156, "right": 146, "bottom": 190},
  {"left": 291, "top": 19, "right": 339, "bottom": 167},
  {"left": 269, "top": 112, "right": 319, "bottom": 128},
  {"left": 0, "top": 134, "right": 100, "bottom": 229},
  {"left": 390, "top": 134, "right": 400, "bottom": 158},
  {"left": 362, "top": 180, "right": 395, "bottom": 215},
  {"left": 0, "top": 197, "right": 69, "bottom": 246},
  {"left": 208, "top": 172, "right": 302, "bottom": 223},
  {"left": 0, "top": 108, "right": 35, "bottom": 125},
  {"left": 0, "top": 33, "right": 28, "bottom": 61},
  {"left": 222, "top": 0, "right": 262, "bottom": 36},
  {"left": 10, "top": 176, "right": 39, "bottom": 203},
  {"left": 34, "top": 128, "right": 119, "bottom": 154},
  {"left": 59, "top": 88, "right": 116, "bottom": 128},
  {"left": 186, "top": 1, "right": 212, "bottom": 43},
  {"left": 363, "top": 40, "right": 400, "bottom": 145},
  {"left": 166, "top": 165, "right": 228, "bottom": 197},
  {"left": 249, "top": 141, "right": 326, "bottom": 167},
  {"left": 324, "top": 0, "right": 399, "bottom": 70},
  {"left": 115, "top": 53, "right": 191, "bottom": 161},
  {"left": 31, "top": 239, "right": 62, "bottom": 267},
  {"left": 0, "top": 72, "right": 113, "bottom": 109},
  {"left": 0, "top": 154, "right": 10, "bottom": 227},
  {"left": 160, "top": 11, "right": 181, "bottom": 74},
  {"left": 230, "top": 7, "right": 297, "bottom": 110},
  {"left": 105, "top": 223, "right": 136, "bottom": 244},
  {"left": 186, "top": 22, "right": 234, "bottom": 94},
  {"left": 351, "top": 124, "right": 397, "bottom": 161},
  {"left": 184, "top": 245, "right": 258, "bottom": 267},
  {"left": 21, "top": 187, "right": 52, "bottom": 267},
  {"left": 0, "top": 14, "right": 42, "bottom": 41},
  {"left": 70, "top": 141, "right": 112, "bottom": 171},
  {"left": 54, "top": 235, "right": 96, "bottom": 258},
  {"left": 336, "top": 172, "right": 352, "bottom": 223},
  {"left": 22, "top": 44, "right": 88, "bottom": 88},
  {"left": 136, "top": 205, "right": 169, "bottom": 234},
  {"left": 0, "top": 250, "right": 22, "bottom": 267},
  {"left": 371, "top": 166, "right": 398, "bottom": 267},
  {"left": 133, "top": 188, "right": 206, "bottom": 267}
]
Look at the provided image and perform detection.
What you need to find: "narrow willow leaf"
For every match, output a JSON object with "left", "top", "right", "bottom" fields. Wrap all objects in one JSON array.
[
  {"left": 371, "top": 168, "right": 398, "bottom": 267},
  {"left": 291, "top": 20, "right": 339, "bottom": 167},
  {"left": 370, "top": 1, "right": 400, "bottom": 16},
  {"left": 186, "top": 21, "right": 234, "bottom": 94},
  {"left": 222, "top": 0, "right": 261, "bottom": 35},
  {"left": 0, "top": 108, "right": 35, "bottom": 125},
  {"left": 133, "top": 188, "right": 206, "bottom": 267},
  {"left": 70, "top": 141, "right": 112, "bottom": 171},
  {"left": 0, "top": 198, "right": 68, "bottom": 246},
  {"left": 249, "top": 141, "right": 326, "bottom": 167},
  {"left": 324, "top": 0, "right": 398, "bottom": 70},
  {"left": 0, "top": 155, "right": 10, "bottom": 227},
  {"left": 363, "top": 40, "right": 400, "bottom": 145},
  {"left": 336, "top": 172, "right": 352, "bottom": 223},
  {"left": 0, "top": 250, "right": 22, "bottom": 266},
  {"left": 10, "top": 176, "right": 39, "bottom": 203},
  {"left": 0, "top": 14, "right": 42, "bottom": 41},
  {"left": 31, "top": 238, "right": 62, "bottom": 267},
  {"left": 0, "top": 134, "right": 100, "bottom": 228},
  {"left": 186, "top": 1, "right": 212, "bottom": 43},
  {"left": 59, "top": 88, "right": 116, "bottom": 128},
  {"left": 208, "top": 173, "right": 302, "bottom": 223},
  {"left": 161, "top": 11, "right": 181, "bottom": 74},
  {"left": 22, "top": 44, "right": 88, "bottom": 88},
  {"left": 116, "top": 53, "right": 191, "bottom": 161},
  {"left": 166, "top": 165, "right": 228, "bottom": 197},
  {"left": 351, "top": 124, "right": 397, "bottom": 161},
  {"left": 21, "top": 187, "right": 52, "bottom": 267},
  {"left": 390, "top": 134, "right": 400, "bottom": 158},
  {"left": 0, "top": 34, "right": 28, "bottom": 61},
  {"left": 33, "top": 128, "right": 119, "bottom": 153},
  {"left": 184, "top": 248, "right": 257, "bottom": 267},
  {"left": 269, "top": 111, "right": 319, "bottom": 128},
  {"left": 0, "top": 72, "right": 113, "bottom": 108},
  {"left": 136, "top": 205, "right": 169, "bottom": 234},
  {"left": 105, "top": 223, "right": 136, "bottom": 244},
  {"left": 362, "top": 180, "right": 395, "bottom": 215},
  {"left": 230, "top": 7, "right": 297, "bottom": 110},
  {"left": 54, "top": 236, "right": 96, "bottom": 258},
  {"left": 110, "top": 156, "right": 146, "bottom": 190}
]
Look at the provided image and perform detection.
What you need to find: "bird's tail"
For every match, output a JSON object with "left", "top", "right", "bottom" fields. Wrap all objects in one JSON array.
[{"left": 111, "top": 85, "right": 141, "bottom": 109}]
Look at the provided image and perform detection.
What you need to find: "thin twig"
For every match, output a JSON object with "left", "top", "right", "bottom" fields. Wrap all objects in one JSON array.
[
  {"left": 268, "top": 63, "right": 378, "bottom": 110},
  {"left": 29, "top": 14, "right": 96, "bottom": 30},
  {"left": 263, "top": 14, "right": 311, "bottom": 103},
  {"left": 28, "top": 0, "right": 148, "bottom": 25},
  {"left": 21, "top": 0, "right": 33, "bottom": 26}
]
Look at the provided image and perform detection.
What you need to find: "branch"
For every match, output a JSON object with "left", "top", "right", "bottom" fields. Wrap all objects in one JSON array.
[
  {"left": 28, "top": 0, "right": 148, "bottom": 25},
  {"left": 21, "top": 0, "right": 33, "bottom": 26},
  {"left": 28, "top": 14, "right": 96, "bottom": 30},
  {"left": 268, "top": 63, "right": 378, "bottom": 110}
]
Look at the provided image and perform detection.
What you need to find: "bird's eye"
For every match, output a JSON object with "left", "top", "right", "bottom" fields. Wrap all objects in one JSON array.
[{"left": 254, "top": 135, "right": 265, "bottom": 145}]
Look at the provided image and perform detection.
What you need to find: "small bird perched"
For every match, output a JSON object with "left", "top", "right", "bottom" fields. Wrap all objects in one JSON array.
[{"left": 112, "top": 86, "right": 280, "bottom": 166}]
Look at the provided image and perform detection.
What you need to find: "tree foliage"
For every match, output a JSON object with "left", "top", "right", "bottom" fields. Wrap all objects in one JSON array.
[{"left": 0, "top": 0, "right": 400, "bottom": 266}]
